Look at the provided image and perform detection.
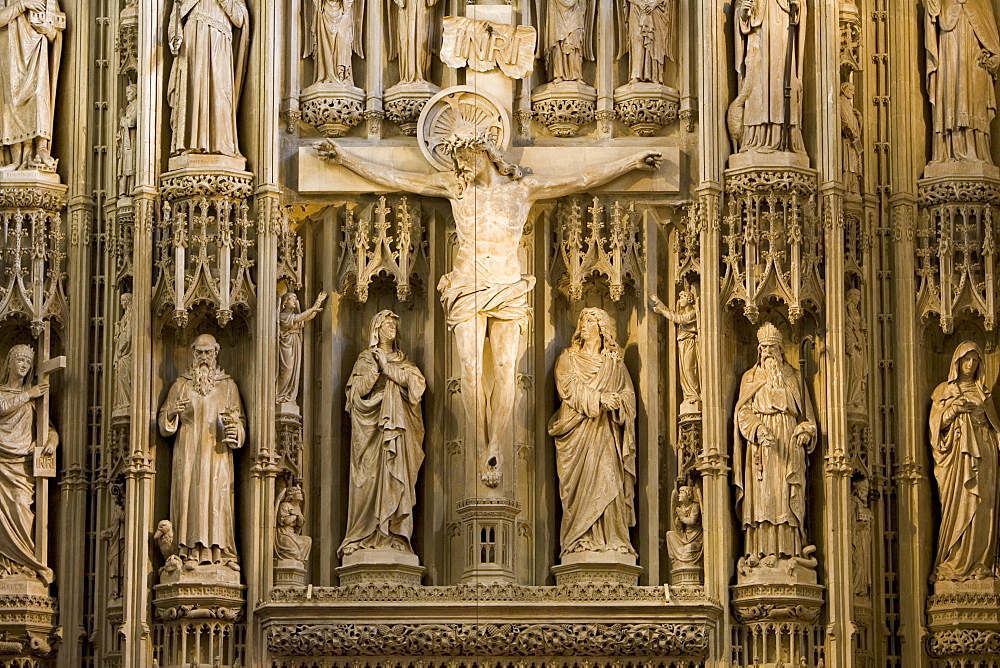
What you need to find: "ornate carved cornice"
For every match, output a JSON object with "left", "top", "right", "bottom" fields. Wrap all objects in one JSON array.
[
  {"left": 159, "top": 171, "right": 253, "bottom": 200},
  {"left": 926, "top": 628, "right": 1000, "bottom": 658}
]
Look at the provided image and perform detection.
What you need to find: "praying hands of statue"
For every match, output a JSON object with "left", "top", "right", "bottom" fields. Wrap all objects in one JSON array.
[{"left": 600, "top": 392, "right": 623, "bottom": 411}]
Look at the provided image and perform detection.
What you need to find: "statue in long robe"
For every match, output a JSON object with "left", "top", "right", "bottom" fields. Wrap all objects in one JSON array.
[
  {"left": 276, "top": 291, "right": 327, "bottom": 406},
  {"left": 158, "top": 334, "right": 245, "bottom": 571},
  {"left": 274, "top": 484, "right": 311, "bottom": 562},
  {"left": 0, "top": 345, "right": 55, "bottom": 585},
  {"left": 840, "top": 82, "right": 863, "bottom": 192},
  {"left": 305, "top": 0, "right": 364, "bottom": 85},
  {"left": 925, "top": 0, "right": 1000, "bottom": 164},
  {"left": 650, "top": 291, "right": 700, "bottom": 414},
  {"left": 729, "top": 0, "right": 807, "bottom": 155},
  {"left": 548, "top": 308, "right": 637, "bottom": 559},
  {"left": 851, "top": 476, "right": 873, "bottom": 596},
  {"left": 929, "top": 341, "right": 1000, "bottom": 581},
  {"left": 112, "top": 293, "right": 133, "bottom": 416},
  {"left": 734, "top": 322, "right": 817, "bottom": 567},
  {"left": 0, "top": 0, "right": 64, "bottom": 171},
  {"left": 845, "top": 288, "right": 868, "bottom": 416},
  {"left": 167, "top": 0, "right": 249, "bottom": 157},
  {"left": 536, "top": 0, "right": 595, "bottom": 83},
  {"left": 618, "top": 0, "right": 674, "bottom": 84},
  {"left": 666, "top": 484, "right": 703, "bottom": 568},
  {"left": 340, "top": 310, "right": 426, "bottom": 556},
  {"left": 387, "top": 0, "right": 440, "bottom": 84},
  {"left": 117, "top": 84, "right": 137, "bottom": 196}
]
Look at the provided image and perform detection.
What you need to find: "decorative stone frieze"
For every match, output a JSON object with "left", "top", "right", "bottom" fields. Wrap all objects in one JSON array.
[
  {"left": 531, "top": 81, "right": 597, "bottom": 138},
  {"left": 614, "top": 82, "right": 679, "bottom": 136},
  {"left": 300, "top": 83, "right": 365, "bottom": 138}
]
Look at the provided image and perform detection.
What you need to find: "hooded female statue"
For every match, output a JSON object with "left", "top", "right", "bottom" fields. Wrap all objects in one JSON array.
[
  {"left": 340, "top": 310, "right": 426, "bottom": 556},
  {"left": 929, "top": 341, "right": 1000, "bottom": 581},
  {"left": 548, "top": 308, "right": 637, "bottom": 559}
]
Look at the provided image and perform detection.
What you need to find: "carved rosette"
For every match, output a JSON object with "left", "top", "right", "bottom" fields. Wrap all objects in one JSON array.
[
  {"left": 722, "top": 165, "right": 823, "bottom": 323},
  {"left": 531, "top": 81, "right": 597, "bottom": 138},
  {"left": 915, "top": 175, "right": 1000, "bottom": 333},
  {"left": 300, "top": 82, "right": 365, "bottom": 138},
  {"left": 153, "top": 163, "right": 255, "bottom": 328},
  {"left": 384, "top": 81, "right": 440, "bottom": 136},
  {"left": 613, "top": 82, "right": 680, "bottom": 136},
  {"left": 265, "top": 622, "right": 709, "bottom": 659}
]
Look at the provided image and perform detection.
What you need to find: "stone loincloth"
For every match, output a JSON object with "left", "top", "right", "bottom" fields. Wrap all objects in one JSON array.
[{"left": 437, "top": 272, "right": 535, "bottom": 331}]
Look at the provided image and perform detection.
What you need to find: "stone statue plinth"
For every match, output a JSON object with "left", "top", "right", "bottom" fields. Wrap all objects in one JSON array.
[
  {"left": 274, "top": 559, "right": 308, "bottom": 588},
  {"left": 731, "top": 579, "right": 824, "bottom": 666},
  {"left": 384, "top": 81, "right": 440, "bottom": 136},
  {"left": 613, "top": 82, "right": 679, "bottom": 136},
  {"left": 531, "top": 80, "right": 597, "bottom": 138},
  {"left": 301, "top": 82, "right": 365, "bottom": 138},
  {"left": 923, "top": 159, "right": 1000, "bottom": 181},
  {"left": 670, "top": 564, "right": 702, "bottom": 586},
  {"left": 0, "top": 576, "right": 59, "bottom": 664},
  {"left": 337, "top": 549, "right": 425, "bottom": 587},
  {"left": 927, "top": 579, "right": 1000, "bottom": 666},
  {"left": 728, "top": 150, "right": 810, "bottom": 172},
  {"left": 455, "top": 498, "right": 520, "bottom": 584},
  {"left": 552, "top": 552, "right": 642, "bottom": 586}
]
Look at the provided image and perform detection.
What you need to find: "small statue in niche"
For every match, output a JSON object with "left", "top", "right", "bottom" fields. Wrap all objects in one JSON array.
[
  {"left": 117, "top": 83, "right": 138, "bottom": 196},
  {"left": 851, "top": 475, "right": 873, "bottom": 597},
  {"left": 100, "top": 500, "right": 125, "bottom": 599},
  {"left": 649, "top": 290, "right": 701, "bottom": 415},
  {"left": 728, "top": 0, "right": 807, "bottom": 156},
  {"left": 276, "top": 291, "right": 327, "bottom": 408},
  {"left": 839, "top": 82, "right": 863, "bottom": 193},
  {"left": 158, "top": 334, "right": 245, "bottom": 573},
  {"left": 929, "top": 341, "right": 1000, "bottom": 582},
  {"left": 340, "top": 310, "right": 426, "bottom": 557},
  {"left": 548, "top": 308, "right": 637, "bottom": 560},
  {"left": 387, "top": 0, "right": 441, "bottom": 85},
  {"left": 734, "top": 322, "right": 818, "bottom": 572},
  {"left": 618, "top": 0, "right": 674, "bottom": 85},
  {"left": 666, "top": 483, "right": 703, "bottom": 569},
  {"left": 167, "top": 0, "right": 249, "bottom": 157},
  {"left": 845, "top": 287, "right": 868, "bottom": 417},
  {"left": 112, "top": 292, "right": 134, "bottom": 417},
  {"left": 274, "top": 484, "right": 311, "bottom": 563},
  {"left": 0, "top": 0, "right": 65, "bottom": 171},
  {"left": 535, "top": 0, "right": 595, "bottom": 83},
  {"left": 924, "top": 0, "right": 1000, "bottom": 165},
  {"left": 0, "top": 344, "right": 56, "bottom": 585},
  {"left": 304, "top": 0, "right": 364, "bottom": 85}
]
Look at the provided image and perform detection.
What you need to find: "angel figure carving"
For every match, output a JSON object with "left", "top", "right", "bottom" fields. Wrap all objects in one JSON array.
[
  {"left": 535, "top": 0, "right": 595, "bottom": 83},
  {"left": 304, "top": 0, "right": 364, "bottom": 85},
  {"left": 387, "top": 0, "right": 440, "bottom": 84},
  {"left": 617, "top": 0, "right": 675, "bottom": 85}
]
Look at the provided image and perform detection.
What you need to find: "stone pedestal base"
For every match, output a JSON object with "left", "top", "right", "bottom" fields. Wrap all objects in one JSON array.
[
  {"left": 531, "top": 80, "right": 597, "bottom": 137},
  {"left": 274, "top": 560, "right": 308, "bottom": 588},
  {"left": 456, "top": 498, "right": 520, "bottom": 584},
  {"left": 927, "top": 578, "right": 1000, "bottom": 667},
  {"left": 670, "top": 564, "right": 703, "bottom": 586},
  {"left": 728, "top": 150, "right": 811, "bottom": 171},
  {"left": 0, "top": 577, "right": 59, "bottom": 665},
  {"left": 923, "top": 159, "right": 1000, "bottom": 180},
  {"left": 552, "top": 552, "right": 642, "bottom": 586},
  {"left": 337, "top": 550, "right": 425, "bottom": 587},
  {"left": 385, "top": 81, "right": 439, "bottom": 136},
  {"left": 301, "top": 82, "right": 365, "bottom": 137},
  {"left": 613, "top": 81, "right": 679, "bottom": 136}
]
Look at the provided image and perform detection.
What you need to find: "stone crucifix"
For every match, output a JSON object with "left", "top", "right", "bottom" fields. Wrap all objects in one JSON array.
[{"left": 317, "top": 89, "right": 661, "bottom": 488}]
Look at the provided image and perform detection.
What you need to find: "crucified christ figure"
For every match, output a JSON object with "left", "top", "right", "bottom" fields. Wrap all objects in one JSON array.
[{"left": 318, "top": 136, "right": 661, "bottom": 488}]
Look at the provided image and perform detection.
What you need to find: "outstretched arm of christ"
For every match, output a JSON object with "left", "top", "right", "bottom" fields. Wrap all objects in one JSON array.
[
  {"left": 523, "top": 150, "right": 663, "bottom": 201},
  {"left": 317, "top": 140, "right": 451, "bottom": 198}
]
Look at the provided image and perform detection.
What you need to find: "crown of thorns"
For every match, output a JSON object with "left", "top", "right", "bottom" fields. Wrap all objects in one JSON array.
[{"left": 437, "top": 132, "right": 499, "bottom": 156}]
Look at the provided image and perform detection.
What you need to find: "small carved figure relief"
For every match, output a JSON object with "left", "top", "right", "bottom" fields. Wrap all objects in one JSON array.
[
  {"left": 387, "top": 0, "right": 440, "bottom": 84},
  {"left": 650, "top": 291, "right": 701, "bottom": 415},
  {"left": 839, "top": 82, "right": 863, "bottom": 192},
  {"left": 158, "top": 334, "right": 245, "bottom": 572},
  {"left": 167, "top": 0, "right": 249, "bottom": 157},
  {"left": 925, "top": 0, "right": 1000, "bottom": 164},
  {"left": 117, "top": 83, "right": 138, "bottom": 196},
  {"left": 618, "top": 0, "right": 674, "bottom": 85},
  {"left": 276, "top": 291, "right": 327, "bottom": 407},
  {"left": 305, "top": 0, "right": 364, "bottom": 85},
  {"left": 548, "top": 308, "right": 637, "bottom": 559},
  {"left": 535, "top": 0, "right": 595, "bottom": 83},
  {"left": 728, "top": 0, "right": 807, "bottom": 155},
  {"left": 845, "top": 288, "right": 868, "bottom": 416},
  {"left": 666, "top": 484, "right": 703, "bottom": 569},
  {"left": 112, "top": 293, "right": 134, "bottom": 417},
  {"left": 929, "top": 341, "right": 1000, "bottom": 581},
  {"left": 153, "top": 519, "right": 183, "bottom": 573},
  {"left": 317, "top": 109, "right": 659, "bottom": 488},
  {"left": 275, "top": 484, "right": 312, "bottom": 562},
  {"left": 734, "top": 322, "right": 818, "bottom": 571},
  {"left": 100, "top": 501, "right": 125, "bottom": 598},
  {"left": 340, "top": 310, "right": 426, "bottom": 557},
  {"left": 0, "top": 344, "right": 56, "bottom": 585},
  {"left": 851, "top": 475, "right": 873, "bottom": 597},
  {"left": 0, "top": 0, "right": 65, "bottom": 171}
]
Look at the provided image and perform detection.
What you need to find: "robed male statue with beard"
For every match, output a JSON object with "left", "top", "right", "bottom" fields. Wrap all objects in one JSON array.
[
  {"left": 158, "top": 333, "right": 245, "bottom": 572},
  {"left": 734, "top": 322, "right": 817, "bottom": 571}
]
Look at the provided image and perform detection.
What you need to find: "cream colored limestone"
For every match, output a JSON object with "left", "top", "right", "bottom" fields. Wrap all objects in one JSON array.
[{"left": 276, "top": 291, "right": 327, "bottom": 409}]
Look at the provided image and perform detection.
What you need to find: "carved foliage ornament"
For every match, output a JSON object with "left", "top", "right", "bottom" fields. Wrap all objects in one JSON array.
[
  {"left": 0, "top": 198, "right": 67, "bottom": 332},
  {"left": 266, "top": 622, "right": 709, "bottom": 658}
]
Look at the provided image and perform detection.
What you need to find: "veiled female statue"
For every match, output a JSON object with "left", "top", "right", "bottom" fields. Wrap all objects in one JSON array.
[
  {"left": 929, "top": 341, "right": 1000, "bottom": 581},
  {"left": 925, "top": 0, "right": 1000, "bottom": 164},
  {"left": 305, "top": 0, "right": 364, "bottom": 85},
  {"left": 0, "top": 345, "right": 56, "bottom": 585},
  {"left": 548, "top": 308, "right": 637, "bottom": 559},
  {"left": 340, "top": 310, "right": 426, "bottom": 557}
]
